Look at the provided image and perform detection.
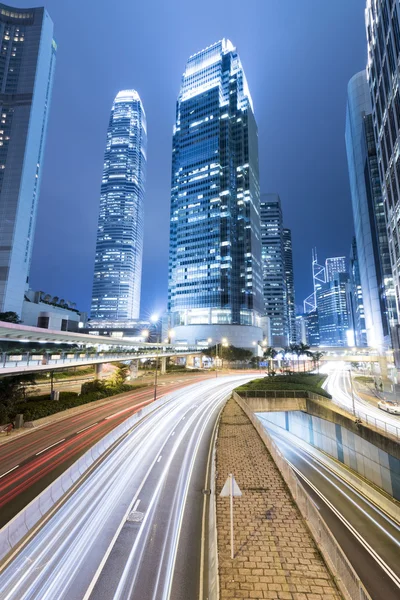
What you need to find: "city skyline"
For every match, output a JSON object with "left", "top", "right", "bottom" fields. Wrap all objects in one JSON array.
[{"left": 19, "top": 0, "right": 367, "bottom": 317}]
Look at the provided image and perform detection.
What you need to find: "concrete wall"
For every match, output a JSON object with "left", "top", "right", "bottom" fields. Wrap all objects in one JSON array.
[{"left": 259, "top": 410, "right": 400, "bottom": 501}]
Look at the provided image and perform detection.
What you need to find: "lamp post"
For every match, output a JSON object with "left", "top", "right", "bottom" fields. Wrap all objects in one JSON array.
[
  {"left": 150, "top": 314, "right": 161, "bottom": 401},
  {"left": 210, "top": 337, "right": 227, "bottom": 377},
  {"left": 348, "top": 365, "right": 356, "bottom": 418}
]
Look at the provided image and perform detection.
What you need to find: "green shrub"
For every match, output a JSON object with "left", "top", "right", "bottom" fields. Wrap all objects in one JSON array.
[
  {"left": 14, "top": 382, "right": 147, "bottom": 422},
  {"left": 236, "top": 373, "right": 331, "bottom": 399}
]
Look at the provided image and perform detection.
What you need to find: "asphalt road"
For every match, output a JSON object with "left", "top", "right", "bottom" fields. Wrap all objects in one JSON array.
[
  {"left": 0, "top": 375, "right": 252, "bottom": 600},
  {"left": 0, "top": 372, "right": 217, "bottom": 526},
  {"left": 259, "top": 419, "right": 400, "bottom": 600},
  {"left": 323, "top": 365, "right": 400, "bottom": 437}
]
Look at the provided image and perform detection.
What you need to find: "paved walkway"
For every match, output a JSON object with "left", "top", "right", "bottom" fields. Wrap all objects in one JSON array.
[{"left": 216, "top": 398, "right": 342, "bottom": 600}]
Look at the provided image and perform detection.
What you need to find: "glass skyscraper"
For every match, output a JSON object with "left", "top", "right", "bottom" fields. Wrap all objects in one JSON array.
[
  {"left": 349, "top": 237, "right": 367, "bottom": 347},
  {"left": 260, "top": 194, "right": 288, "bottom": 347},
  {"left": 365, "top": 2, "right": 400, "bottom": 332},
  {"left": 345, "top": 69, "right": 396, "bottom": 350},
  {"left": 91, "top": 90, "right": 146, "bottom": 322},
  {"left": 317, "top": 273, "right": 351, "bottom": 347},
  {"left": 167, "top": 39, "right": 264, "bottom": 348},
  {"left": 0, "top": 4, "right": 56, "bottom": 316},
  {"left": 283, "top": 227, "right": 296, "bottom": 343},
  {"left": 325, "top": 257, "right": 347, "bottom": 282}
]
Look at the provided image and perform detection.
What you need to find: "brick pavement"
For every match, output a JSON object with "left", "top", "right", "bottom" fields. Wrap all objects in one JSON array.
[{"left": 216, "top": 398, "right": 342, "bottom": 600}]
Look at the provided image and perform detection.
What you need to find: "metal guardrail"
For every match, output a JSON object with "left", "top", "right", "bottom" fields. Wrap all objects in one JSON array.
[
  {"left": 234, "top": 392, "right": 373, "bottom": 600},
  {"left": 239, "top": 389, "right": 400, "bottom": 441}
]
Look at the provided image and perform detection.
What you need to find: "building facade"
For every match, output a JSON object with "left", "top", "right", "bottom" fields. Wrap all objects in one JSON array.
[
  {"left": 260, "top": 194, "right": 288, "bottom": 347},
  {"left": 305, "top": 310, "right": 320, "bottom": 346},
  {"left": 0, "top": 4, "right": 56, "bottom": 316},
  {"left": 365, "top": 2, "right": 400, "bottom": 330},
  {"left": 325, "top": 256, "right": 347, "bottom": 282},
  {"left": 283, "top": 227, "right": 296, "bottom": 343},
  {"left": 348, "top": 237, "right": 368, "bottom": 346},
  {"left": 22, "top": 289, "right": 86, "bottom": 332},
  {"left": 167, "top": 39, "right": 265, "bottom": 349},
  {"left": 91, "top": 90, "right": 147, "bottom": 322},
  {"left": 346, "top": 69, "right": 396, "bottom": 350},
  {"left": 317, "top": 273, "right": 351, "bottom": 346}
]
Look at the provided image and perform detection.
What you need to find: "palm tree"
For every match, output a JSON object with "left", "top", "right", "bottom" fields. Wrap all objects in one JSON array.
[
  {"left": 312, "top": 351, "right": 325, "bottom": 373},
  {"left": 289, "top": 343, "right": 299, "bottom": 372},
  {"left": 297, "top": 342, "right": 311, "bottom": 372},
  {"left": 263, "top": 347, "right": 278, "bottom": 374}
]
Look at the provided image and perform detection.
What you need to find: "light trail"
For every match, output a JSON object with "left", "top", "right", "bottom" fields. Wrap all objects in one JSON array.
[{"left": 0, "top": 375, "right": 254, "bottom": 600}]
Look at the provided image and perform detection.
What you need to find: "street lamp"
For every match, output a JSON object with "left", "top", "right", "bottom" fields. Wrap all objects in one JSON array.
[
  {"left": 150, "top": 315, "right": 161, "bottom": 401},
  {"left": 215, "top": 338, "right": 228, "bottom": 377}
]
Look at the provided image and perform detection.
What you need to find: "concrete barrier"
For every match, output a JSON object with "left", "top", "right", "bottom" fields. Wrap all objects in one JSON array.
[
  {"left": 0, "top": 393, "right": 173, "bottom": 562},
  {"left": 234, "top": 393, "right": 373, "bottom": 600}
]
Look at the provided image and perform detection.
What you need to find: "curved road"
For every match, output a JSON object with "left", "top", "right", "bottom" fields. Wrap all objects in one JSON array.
[
  {"left": 0, "top": 376, "right": 251, "bottom": 600},
  {"left": 0, "top": 373, "right": 215, "bottom": 526},
  {"left": 259, "top": 418, "right": 400, "bottom": 600}
]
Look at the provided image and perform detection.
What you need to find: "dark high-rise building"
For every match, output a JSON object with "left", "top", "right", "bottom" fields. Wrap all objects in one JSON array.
[
  {"left": 260, "top": 194, "right": 288, "bottom": 347},
  {"left": 305, "top": 310, "right": 320, "bottom": 346},
  {"left": 91, "top": 90, "right": 147, "bottom": 323},
  {"left": 283, "top": 228, "right": 296, "bottom": 343},
  {"left": 167, "top": 39, "right": 265, "bottom": 349},
  {"left": 349, "top": 237, "right": 367, "bottom": 347},
  {"left": 0, "top": 4, "right": 56, "bottom": 316},
  {"left": 317, "top": 273, "right": 351, "bottom": 346},
  {"left": 345, "top": 68, "right": 396, "bottom": 351}
]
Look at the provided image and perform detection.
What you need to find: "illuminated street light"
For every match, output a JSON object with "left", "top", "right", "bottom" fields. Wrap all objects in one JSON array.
[
  {"left": 141, "top": 329, "right": 149, "bottom": 338},
  {"left": 150, "top": 313, "right": 159, "bottom": 323}
]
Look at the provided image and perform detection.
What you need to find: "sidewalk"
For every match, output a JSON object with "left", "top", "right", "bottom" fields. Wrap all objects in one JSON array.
[{"left": 216, "top": 398, "right": 341, "bottom": 600}]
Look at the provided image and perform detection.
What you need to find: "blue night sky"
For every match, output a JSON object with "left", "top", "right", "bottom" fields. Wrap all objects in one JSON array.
[{"left": 24, "top": 0, "right": 367, "bottom": 318}]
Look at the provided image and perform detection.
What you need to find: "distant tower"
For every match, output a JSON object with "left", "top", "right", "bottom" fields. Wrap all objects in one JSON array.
[
  {"left": 303, "top": 248, "right": 326, "bottom": 314},
  {"left": 325, "top": 257, "right": 346, "bottom": 282},
  {"left": 0, "top": 5, "right": 56, "bottom": 316},
  {"left": 91, "top": 90, "right": 147, "bottom": 322},
  {"left": 260, "top": 194, "right": 288, "bottom": 347},
  {"left": 283, "top": 228, "right": 296, "bottom": 343}
]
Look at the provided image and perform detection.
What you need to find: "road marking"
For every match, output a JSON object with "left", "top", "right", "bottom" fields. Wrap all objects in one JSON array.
[
  {"left": 287, "top": 459, "right": 400, "bottom": 588},
  {"left": 35, "top": 439, "right": 65, "bottom": 456},
  {"left": 133, "top": 499, "right": 141, "bottom": 511},
  {"left": 76, "top": 423, "right": 98, "bottom": 434},
  {"left": 0, "top": 464, "right": 19, "bottom": 479},
  {"left": 157, "top": 455, "right": 162, "bottom": 462},
  {"left": 171, "top": 431, "right": 175, "bottom": 436}
]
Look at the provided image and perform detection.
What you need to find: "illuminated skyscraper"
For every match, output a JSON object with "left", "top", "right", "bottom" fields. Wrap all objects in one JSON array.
[
  {"left": 91, "top": 90, "right": 146, "bottom": 322},
  {"left": 283, "top": 227, "right": 296, "bottom": 343},
  {"left": 260, "top": 195, "right": 288, "bottom": 347},
  {"left": 0, "top": 4, "right": 56, "bottom": 316},
  {"left": 345, "top": 69, "right": 396, "bottom": 350},
  {"left": 167, "top": 39, "right": 265, "bottom": 348},
  {"left": 325, "top": 256, "right": 346, "bottom": 282},
  {"left": 365, "top": 2, "right": 400, "bottom": 343}
]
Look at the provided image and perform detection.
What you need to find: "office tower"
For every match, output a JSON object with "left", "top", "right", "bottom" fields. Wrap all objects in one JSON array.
[
  {"left": 0, "top": 4, "right": 56, "bottom": 316},
  {"left": 325, "top": 257, "right": 347, "bottom": 282},
  {"left": 305, "top": 310, "right": 320, "bottom": 346},
  {"left": 346, "top": 69, "right": 397, "bottom": 352},
  {"left": 283, "top": 227, "right": 296, "bottom": 343},
  {"left": 91, "top": 90, "right": 147, "bottom": 322},
  {"left": 365, "top": 2, "right": 400, "bottom": 329},
  {"left": 260, "top": 195, "right": 288, "bottom": 347},
  {"left": 295, "top": 314, "right": 307, "bottom": 345},
  {"left": 317, "top": 273, "right": 351, "bottom": 346},
  {"left": 303, "top": 249, "right": 326, "bottom": 314},
  {"left": 348, "top": 237, "right": 367, "bottom": 346},
  {"left": 167, "top": 39, "right": 265, "bottom": 349}
]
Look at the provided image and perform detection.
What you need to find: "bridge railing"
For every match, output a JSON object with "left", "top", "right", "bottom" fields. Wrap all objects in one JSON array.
[
  {"left": 0, "top": 348, "right": 200, "bottom": 370},
  {"left": 234, "top": 392, "right": 373, "bottom": 600}
]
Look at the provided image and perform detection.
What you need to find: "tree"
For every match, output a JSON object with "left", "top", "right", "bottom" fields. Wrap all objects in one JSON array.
[
  {"left": 312, "top": 351, "right": 325, "bottom": 373},
  {"left": 263, "top": 347, "right": 278, "bottom": 373},
  {"left": 0, "top": 374, "right": 36, "bottom": 424},
  {"left": 297, "top": 342, "right": 312, "bottom": 372},
  {"left": 202, "top": 344, "right": 252, "bottom": 364},
  {"left": 109, "top": 362, "right": 130, "bottom": 387},
  {"left": 0, "top": 312, "right": 21, "bottom": 324}
]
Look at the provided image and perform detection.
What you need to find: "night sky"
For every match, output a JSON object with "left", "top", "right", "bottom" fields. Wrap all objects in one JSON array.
[{"left": 24, "top": 0, "right": 367, "bottom": 318}]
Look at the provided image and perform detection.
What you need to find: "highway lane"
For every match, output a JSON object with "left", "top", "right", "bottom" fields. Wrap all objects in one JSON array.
[
  {"left": 259, "top": 417, "right": 400, "bottom": 600},
  {"left": 323, "top": 364, "right": 400, "bottom": 437},
  {"left": 0, "top": 375, "right": 251, "bottom": 600},
  {"left": 0, "top": 372, "right": 216, "bottom": 526}
]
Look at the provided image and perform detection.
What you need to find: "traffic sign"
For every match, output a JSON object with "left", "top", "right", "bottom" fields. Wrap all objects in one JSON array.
[{"left": 220, "top": 474, "right": 242, "bottom": 497}]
